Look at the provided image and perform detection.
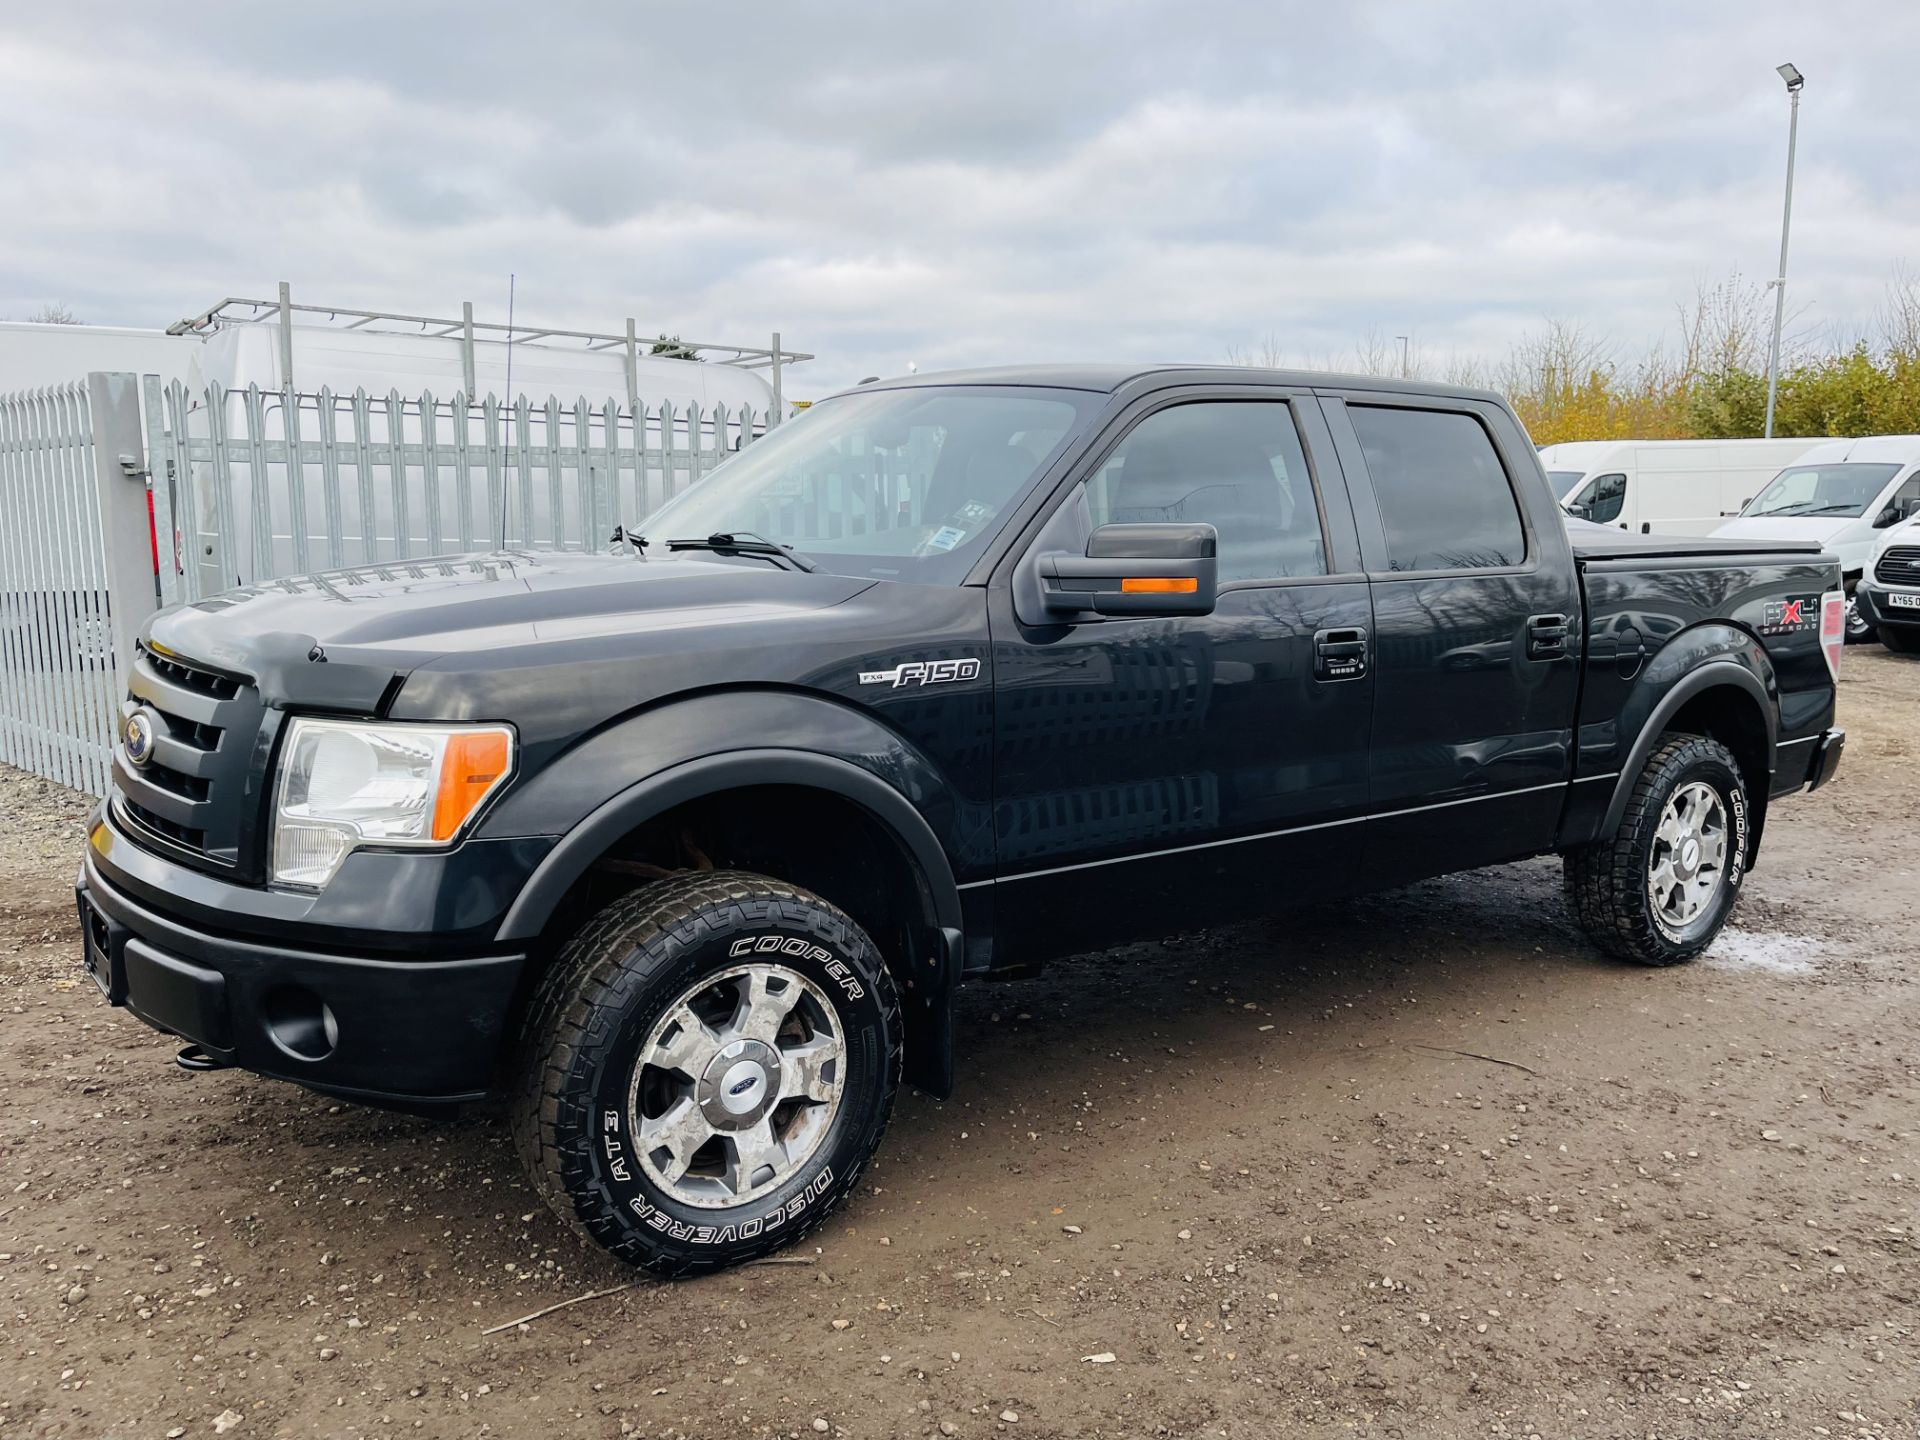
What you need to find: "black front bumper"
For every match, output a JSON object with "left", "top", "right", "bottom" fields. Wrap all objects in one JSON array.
[
  {"left": 1856, "top": 583, "right": 1920, "bottom": 634},
  {"left": 78, "top": 843, "right": 527, "bottom": 1110}
]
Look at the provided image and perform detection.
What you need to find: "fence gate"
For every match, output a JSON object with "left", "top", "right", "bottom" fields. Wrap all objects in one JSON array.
[{"left": 0, "top": 379, "right": 124, "bottom": 796}]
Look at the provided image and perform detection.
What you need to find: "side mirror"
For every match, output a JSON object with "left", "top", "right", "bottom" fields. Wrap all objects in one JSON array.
[
  {"left": 1873, "top": 504, "right": 1903, "bottom": 529},
  {"left": 1040, "top": 522, "right": 1218, "bottom": 617},
  {"left": 1566, "top": 502, "right": 1592, "bottom": 520}
]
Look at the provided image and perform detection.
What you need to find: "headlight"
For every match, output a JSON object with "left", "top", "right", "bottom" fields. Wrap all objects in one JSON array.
[{"left": 270, "top": 718, "right": 514, "bottom": 888}]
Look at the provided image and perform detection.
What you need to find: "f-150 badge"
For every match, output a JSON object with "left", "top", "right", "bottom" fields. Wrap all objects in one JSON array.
[{"left": 858, "top": 658, "right": 982, "bottom": 688}]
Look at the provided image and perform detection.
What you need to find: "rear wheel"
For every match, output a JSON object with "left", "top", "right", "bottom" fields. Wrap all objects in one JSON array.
[
  {"left": 1564, "top": 734, "right": 1751, "bottom": 965},
  {"left": 512, "top": 871, "right": 901, "bottom": 1276}
]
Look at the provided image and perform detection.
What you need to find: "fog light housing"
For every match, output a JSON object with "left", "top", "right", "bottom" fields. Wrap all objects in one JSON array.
[{"left": 263, "top": 986, "right": 339, "bottom": 1062}]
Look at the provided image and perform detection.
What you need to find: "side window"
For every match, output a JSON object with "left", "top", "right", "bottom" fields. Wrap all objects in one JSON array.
[
  {"left": 1588, "top": 472, "right": 1627, "bottom": 524},
  {"left": 1348, "top": 406, "right": 1526, "bottom": 572},
  {"left": 1083, "top": 402, "right": 1327, "bottom": 582},
  {"left": 1887, "top": 475, "right": 1920, "bottom": 524}
]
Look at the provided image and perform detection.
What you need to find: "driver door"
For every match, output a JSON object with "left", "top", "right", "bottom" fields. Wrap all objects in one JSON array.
[{"left": 984, "top": 389, "right": 1375, "bottom": 966}]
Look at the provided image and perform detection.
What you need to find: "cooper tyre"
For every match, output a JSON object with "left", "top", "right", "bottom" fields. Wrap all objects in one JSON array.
[
  {"left": 513, "top": 871, "right": 901, "bottom": 1276},
  {"left": 1564, "top": 734, "right": 1751, "bottom": 966}
]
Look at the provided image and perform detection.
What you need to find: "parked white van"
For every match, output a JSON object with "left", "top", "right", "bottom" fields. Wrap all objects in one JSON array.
[
  {"left": 1537, "top": 441, "right": 1617, "bottom": 500},
  {"left": 1712, "top": 435, "right": 1920, "bottom": 639},
  {"left": 1542, "top": 438, "right": 1830, "bottom": 535}
]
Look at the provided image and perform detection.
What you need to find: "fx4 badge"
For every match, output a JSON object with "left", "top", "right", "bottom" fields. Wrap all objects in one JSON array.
[
  {"left": 858, "top": 658, "right": 982, "bottom": 688},
  {"left": 1758, "top": 595, "right": 1820, "bottom": 636}
]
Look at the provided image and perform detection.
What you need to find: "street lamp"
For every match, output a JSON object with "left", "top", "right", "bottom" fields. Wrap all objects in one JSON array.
[{"left": 1763, "top": 62, "right": 1804, "bottom": 438}]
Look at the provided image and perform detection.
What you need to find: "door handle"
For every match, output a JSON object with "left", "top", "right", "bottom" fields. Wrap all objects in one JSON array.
[
  {"left": 1313, "top": 626, "right": 1369, "bottom": 681},
  {"left": 1526, "top": 613, "right": 1570, "bottom": 660}
]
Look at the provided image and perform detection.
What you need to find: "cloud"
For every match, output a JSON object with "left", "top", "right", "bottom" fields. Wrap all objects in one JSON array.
[{"left": 2, "top": 0, "right": 1916, "bottom": 395}]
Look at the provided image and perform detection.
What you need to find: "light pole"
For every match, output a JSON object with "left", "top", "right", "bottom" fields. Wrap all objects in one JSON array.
[{"left": 1763, "top": 62, "right": 1804, "bottom": 438}]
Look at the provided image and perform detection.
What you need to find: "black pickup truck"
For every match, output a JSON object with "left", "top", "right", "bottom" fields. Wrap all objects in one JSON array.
[{"left": 77, "top": 365, "right": 1847, "bottom": 1274}]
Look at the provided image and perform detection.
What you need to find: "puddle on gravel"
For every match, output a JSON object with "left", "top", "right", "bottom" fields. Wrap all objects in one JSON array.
[{"left": 1702, "top": 929, "right": 1823, "bottom": 975}]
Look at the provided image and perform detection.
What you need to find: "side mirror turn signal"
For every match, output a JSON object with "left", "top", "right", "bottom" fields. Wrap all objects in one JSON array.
[{"left": 1039, "top": 522, "right": 1218, "bottom": 617}]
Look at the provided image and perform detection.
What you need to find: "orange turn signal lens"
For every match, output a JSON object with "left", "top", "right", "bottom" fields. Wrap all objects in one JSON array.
[
  {"left": 1119, "top": 576, "right": 1199, "bottom": 594},
  {"left": 431, "top": 729, "right": 513, "bottom": 841}
]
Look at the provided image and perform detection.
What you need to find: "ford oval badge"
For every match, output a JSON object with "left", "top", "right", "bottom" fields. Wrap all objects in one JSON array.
[{"left": 124, "top": 711, "right": 156, "bottom": 766}]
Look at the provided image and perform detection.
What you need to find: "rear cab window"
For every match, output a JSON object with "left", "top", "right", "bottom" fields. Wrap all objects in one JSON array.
[{"left": 1346, "top": 406, "right": 1527, "bottom": 571}]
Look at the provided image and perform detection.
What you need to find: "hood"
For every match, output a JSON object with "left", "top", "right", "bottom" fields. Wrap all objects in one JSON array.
[
  {"left": 1710, "top": 515, "right": 1857, "bottom": 545},
  {"left": 145, "top": 550, "right": 874, "bottom": 706}
]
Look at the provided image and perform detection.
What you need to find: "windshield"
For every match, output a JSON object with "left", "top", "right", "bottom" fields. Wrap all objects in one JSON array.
[
  {"left": 1546, "top": 469, "right": 1587, "bottom": 499},
  {"left": 1742, "top": 462, "right": 1902, "bottom": 519},
  {"left": 640, "top": 385, "right": 1097, "bottom": 582}
]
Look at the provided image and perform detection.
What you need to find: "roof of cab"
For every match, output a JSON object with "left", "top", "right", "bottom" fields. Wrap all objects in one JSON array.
[
  {"left": 833, "top": 363, "right": 1506, "bottom": 406},
  {"left": 1788, "top": 434, "right": 1920, "bottom": 465}
]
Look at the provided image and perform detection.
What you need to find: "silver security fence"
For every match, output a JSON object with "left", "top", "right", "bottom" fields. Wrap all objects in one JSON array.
[
  {"left": 143, "top": 379, "right": 774, "bottom": 605},
  {"left": 2, "top": 370, "right": 782, "bottom": 797},
  {"left": 0, "top": 379, "right": 122, "bottom": 796}
]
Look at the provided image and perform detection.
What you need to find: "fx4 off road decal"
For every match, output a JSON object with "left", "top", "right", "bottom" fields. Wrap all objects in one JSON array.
[
  {"left": 599, "top": 1106, "right": 835, "bottom": 1244},
  {"left": 858, "top": 657, "right": 981, "bottom": 688},
  {"left": 1758, "top": 595, "right": 1820, "bottom": 636}
]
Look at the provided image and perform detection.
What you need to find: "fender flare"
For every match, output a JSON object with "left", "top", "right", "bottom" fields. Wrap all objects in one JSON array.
[
  {"left": 1598, "top": 660, "right": 1776, "bottom": 838},
  {"left": 496, "top": 747, "right": 965, "bottom": 943}
]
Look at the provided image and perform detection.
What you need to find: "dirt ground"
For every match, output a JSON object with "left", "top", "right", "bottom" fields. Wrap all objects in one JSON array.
[{"left": 2, "top": 649, "right": 1915, "bottom": 1440}]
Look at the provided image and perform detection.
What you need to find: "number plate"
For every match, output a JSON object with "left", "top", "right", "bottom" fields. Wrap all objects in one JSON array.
[{"left": 1888, "top": 591, "right": 1920, "bottom": 611}]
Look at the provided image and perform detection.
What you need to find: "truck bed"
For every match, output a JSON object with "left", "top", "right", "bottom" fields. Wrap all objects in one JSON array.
[{"left": 1565, "top": 522, "right": 1826, "bottom": 564}]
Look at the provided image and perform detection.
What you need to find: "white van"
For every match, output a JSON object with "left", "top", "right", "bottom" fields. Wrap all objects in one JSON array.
[
  {"left": 1537, "top": 441, "right": 1618, "bottom": 500},
  {"left": 1712, "top": 436, "right": 1920, "bottom": 637},
  {"left": 1541, "top": 438, "right": 1830, "bottom": 535},
  {"left": 0, "top": 321, "right": 199, "bottom": 394}
]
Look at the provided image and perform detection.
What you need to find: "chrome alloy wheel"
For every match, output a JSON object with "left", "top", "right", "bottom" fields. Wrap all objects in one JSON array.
[
  {"left": 1648, "top": 780, "right": 1730, "bottom": 929},
  {"left": 627, "top": 963, "right": 846, "bottom": 1209}
]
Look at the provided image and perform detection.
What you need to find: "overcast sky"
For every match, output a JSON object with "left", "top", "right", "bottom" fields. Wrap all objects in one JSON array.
[{"left": 3, "top": 0, "right": 1916, "bottom": 395}]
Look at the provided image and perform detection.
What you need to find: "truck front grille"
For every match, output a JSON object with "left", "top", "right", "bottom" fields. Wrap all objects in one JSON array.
[
  {"left": 1875, "top": 546, "right": 1920, "bottom": 587},
  {"left": 112, "top": 644, "right": 268, "bottom": 875}
]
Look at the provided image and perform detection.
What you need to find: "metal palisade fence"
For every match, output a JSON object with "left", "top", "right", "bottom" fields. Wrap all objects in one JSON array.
[
  {"left": 143, "top": 378, "right": 769, "bottom": 604},
  {"left": 0, "top": 380, "right": 120, "bottom": 795},
  {"left": 0, "top": 371, "right": 774, "bottom": 797}
]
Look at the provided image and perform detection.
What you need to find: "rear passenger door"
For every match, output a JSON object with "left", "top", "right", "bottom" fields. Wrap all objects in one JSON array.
[
  {"left": 985, "top": 390, "right": 1375, "bottom": 964},
  {"left": 1320, "top": 393, "right": 1581, "bottom": 884}
]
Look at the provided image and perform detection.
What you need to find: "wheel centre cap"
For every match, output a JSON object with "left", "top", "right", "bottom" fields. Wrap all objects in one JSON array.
[
  {"left": 1678, "top": 836, "right": 1701, "bottom": 876},
  {"left": 697, "top": 1040, "right": 781, "bottom": 1128}
]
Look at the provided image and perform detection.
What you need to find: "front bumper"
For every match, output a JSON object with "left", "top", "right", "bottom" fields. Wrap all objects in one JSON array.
[
  {"left": 1856, "top": 580, "right": 1920, "bottom": 633},
  {"left": 78, "top": 831, "right": 527, "bottom": 1109}
]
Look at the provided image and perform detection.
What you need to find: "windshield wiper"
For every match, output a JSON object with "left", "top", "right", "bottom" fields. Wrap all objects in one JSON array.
[{"left": 659, "top": 531, "right": 819, "bottom": 572}]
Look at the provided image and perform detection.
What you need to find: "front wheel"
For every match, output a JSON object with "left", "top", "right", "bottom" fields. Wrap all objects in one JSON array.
[
  {"left": 1564, "top": 734, "right": 1752, "bottom": 965},
  {"left": 1845, "top": 594, "right": 1876, "bottom": 645},
  {"left": 1879, "top": 626, "right": 1919, "bottom": 655},
  {"left": 512, "top": 871, "right": 901, "bottom": 1276}
]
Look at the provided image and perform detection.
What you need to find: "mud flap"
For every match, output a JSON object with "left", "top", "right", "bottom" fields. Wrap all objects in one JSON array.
[{"left": 901, "top": 926, "right": 963, "bottom": 1099}]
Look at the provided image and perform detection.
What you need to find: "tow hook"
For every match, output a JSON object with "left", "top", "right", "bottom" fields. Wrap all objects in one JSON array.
[{"left": 175, "top": 1044, "right": 229, "bottom": 1073}]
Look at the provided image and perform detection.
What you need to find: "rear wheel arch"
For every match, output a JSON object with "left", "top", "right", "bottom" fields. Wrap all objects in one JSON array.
[{"left": 1600, "top": 661, "right": 1776, "bottom": 841}]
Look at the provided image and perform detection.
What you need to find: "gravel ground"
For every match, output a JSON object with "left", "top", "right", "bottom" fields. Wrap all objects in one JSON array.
[{"left": 1, "top": 647, "right": 1915, "bottom": 1440}]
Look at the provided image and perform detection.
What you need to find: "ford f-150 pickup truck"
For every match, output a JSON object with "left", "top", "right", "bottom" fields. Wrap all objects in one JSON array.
[{"left": 76, "top": 365, "right": 1848, "bottom": 1274}]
